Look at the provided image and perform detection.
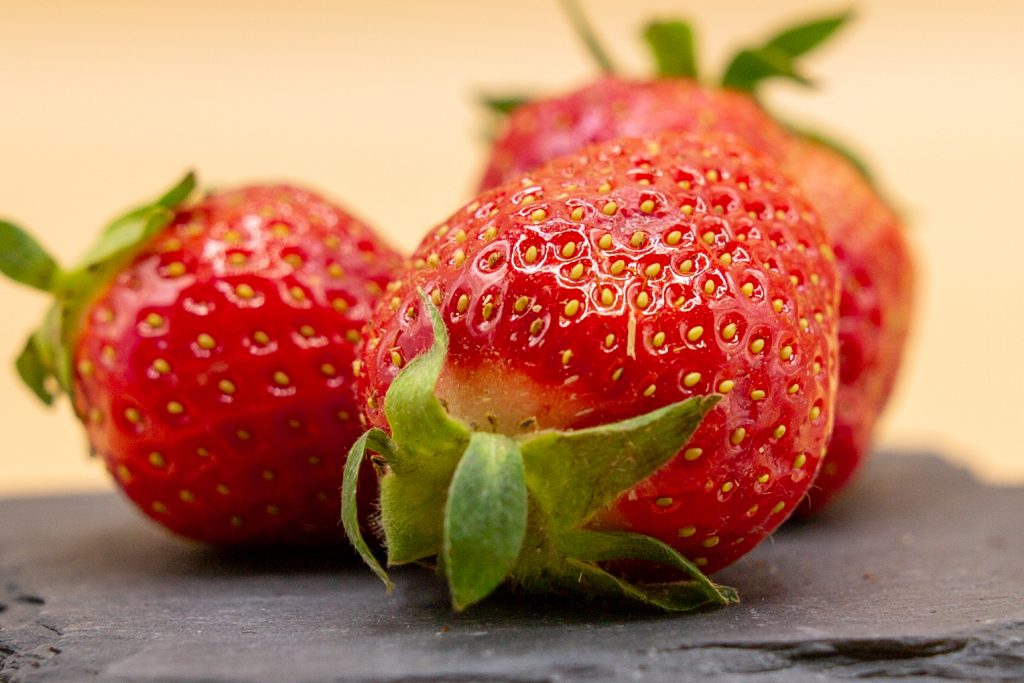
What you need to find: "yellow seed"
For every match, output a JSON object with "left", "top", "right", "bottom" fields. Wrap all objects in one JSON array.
[
  {"left": 530, "top": 209, "right": 547, "bottom": 223},
  {"left": 720, "top": 253, "right": 733, "bottom": 266},
  {"left": 564, "top": 299, "right": 580, "bottom": 317},
  {"left": 429, "top": 289, "right": 442, "bottom": 307},
  {"left": 683, "top": 372, "right": 702, "bottom": 387},
  {"left": 741, "top": 282, "right": 755, "bottom": 297},
  {"left": 180, "top": 490, "right": 195, "bottom": 503},
  {"left": 521, "top": 195, "right": 536, "bottom": 206},
  {"left": 721, "top": 482, "right": 734, "bottom": 493},
  {"left": 166, "top": 401, "right": 184, "bottom": 415},
  {"left": 640, "top": 199, "right": 655, "bottom": 214},
  {"left": 345, "top": 329, "right": 360, "bottom": 344},
  {"left": 124, "top": 407, "right": 141, "bottom": 423},
  {"left": 116, "top": 465, "right": 131, "bottom": 482},
  {"left": 389, "top": 297, "right": 401, "bottom": 312},
  {"left": 570, "top": 207, "right": 585, "bottom": 221},
  {"left": 561, "top": 349, "right": 573, "bottom": 366},
  {"left": 722, "top": 323, "right": 737, "bottom": 341},
  {"left": 561, "top": 242, "right": 576, "bottom": 258},
  {"left": 228, "top": 252, "right": 248, "bottom": 266},
  {"left": 718, "top": 380, "right": 735, "bottom": 393},
  {"left": 612, "top": 367, "right": 624, "bottom": 381},
  {"left": 645, "top": 263, "right": 661, "bottom": 277},
  {"left": 750, "top": 389, "right": 766, "bottom": 401},
  {"left": 602, "top": 201, "right": 618, "bottom": 216},
  {"left": 165, "top": 261, "right": 187, "bottom": 277},
  {"left": 453, "top": 229, "right": 467, "bottom": 243},
  {"left": 655, "top": 496, "right": 673, "bottom": 507},
  {"left": 457, "top": 294, "right": 470, "bottom": 313},
  {"left": 332, "top": 298, "right": 349, "bottom": 313},
  {"left": 253, "top": 331, "right": 270, "bottom": 345},
  {"left": 636, "top": 291, "right": 650, "bottom": 308},
  {"left": 643, "top": 384, "right": 657, "bottom": 397},
  {"left": 152, "top": 501, "right": 168, "bottom": 514},
  {"left": 320, "top": 363, "right": 337, "bottom": 377},
  {"left": 597, "top": 181, "right": 612, "bottom": 194},
  {"left": 514, "top": 296, "right": 530, "bottom": 313},
  {"left": 810, "top": 273, "right": 820, "bottom": 285},
  {"left": 219, "top": 379, "right": 236, "bottom": 394},
  {"left": 747, "top": 504, "right": 759, "bottom": 516},
  {"left": 794, "top": 453, "right": 808, "bottom": 469},
  {"left": 77, "top": 359, "right": 94, "bottom": 376},
  {"left": 679, "top": 525, "right": 697, "bottom": 538},
  {"left": 235, "top": 283, "right": 255, "bottom": 299},
  {"left": 788, "top": 383, "right": 800, "bottom": 394},
  {"left": 706, "top": 169, "right": 719, "bottom": 182},
  {"left": 290, "top": 286, "right": 306, "bottom": 301},
  {"left": 600, "top": 288, "right": 614, "bottom": 306},
  {"left": 483, "top": 226, "right": 498, "bottom": 241},
  {"left": 772, "top": 501, "right": 786, "bottom": 515},
  {"left": 148, "top": 452, "right": 166, "bottom": 468},
  {"left": 749, "top": 338, "right": 765, "bottom": 354},
  {"left": 773, "top": 298, "right": 784, "bottom": 312},
  {"left": 274, "top": 371, "right": 290, "bottom": 386},
  {"left": 730, "top": 427, "right": 747, "bottom": 445},
  {"left": 790, "top": 275, "right": 799, "bottom": 286},
  {"left": 327, "top": 263, "right": 343, "bottom": 278},
  {"left": 813, "top": 362, "right": 822, "bottom": 374},
  {"left": 604, "top": 333, "right": 615, "bottom": 348},
  {"left": 810, "top": 405, "right": 821, "bottom": 420},
  {"left": 284, "top": 253, "right": 303, "bottom": 268},
  {"left": 774, "top": 425, "right": 787, "bottom": 439},
  {"left": 757, "top": 473, "right": 770, "bottom": 484},
  {"left": 236, "top": 429, "right": 251, "bottom": 440},
  {"left": 799, "top": 318, "right": 809, "bottom": 330},
  {"left": 598, "top": 234, "right": 613, "bottom": 250},
  {"left": 300, "top": 325, "right": 317, "bottom": 338},
  {"left": 145, "top": 312, "right": 165, "bottom": 327},
  {"left": 529, "top": 318, "right": 544, "bottom": 335},
  {"left": 230, "top": 515, "right": 244, "bottom": 527},
  {"left": 704, "top": 280, "right": 716, "bottom": 295},
  {"left": 525, "top": 245, "right": 538, "bottom": 263},
  {"left": 684, "top": 448, "right": 703, "bottom": 461},
  {"left": 666, "top": 230, "right": 682, "bottom": 246},
  {"left": 452, "top": 249, "right": 466, "bottom": 266},
  {"left": 681, "top": 204, "right": 694, "bottom": 215},
  {"left": 652, "top": 331, "right": 666, "bottom": 347},
  {"left": 780, "top": 345, "right": 794, "bottom": 361},
  {"left": 152, "top": 358, "right": 170, "bottom": 374},
  {"left": 610, "top": 259, "right": 626, "bottom": 275},
  {"left": 702, "top": 536, "right": 720, "bottom": 548},
  {"left": 686, "top": 326, "right": 704, "bottom": 342},
  {"left": 629, "top": 231, "right": 645, "bottom": 248},
  {"left": 482, "top": 300, "right": 495, "bottom": 320},
  {"left": 678, "top": 259, "right": 693, "bottom": 274},
  {"left": 702, "top": 231, "right": 715, "bottom": 245}
]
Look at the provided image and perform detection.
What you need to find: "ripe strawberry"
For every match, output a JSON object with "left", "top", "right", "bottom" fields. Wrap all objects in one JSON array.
[
  {"left": 0, "top": 174, "right": 400, "bottom": 544},
  {"left": 343, "top": 132, "right": 840, "bottom": 611},
  {"left": 477, "top": 11, "right": 914, "bottom": 512}
]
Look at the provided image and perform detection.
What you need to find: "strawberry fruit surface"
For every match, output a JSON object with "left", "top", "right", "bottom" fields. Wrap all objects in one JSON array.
[
  {"left": 478, "top": 11, "right": 914, "bottom": 512},
  {"left": 344, "top": 132, "right": 840, "bottom": 611},
  {"left": 1, "top": 175, "right": 400, "bottom": 544}
]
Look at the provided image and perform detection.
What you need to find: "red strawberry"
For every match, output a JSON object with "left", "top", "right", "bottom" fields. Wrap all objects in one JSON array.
[
  {"left": 0, "top": 174, "right": 400, "bottom": 544},
  {"left": 478, "top": 12, "right": 914, "bottom": 512},
  {"left": 343, "top": 132, "right": 840, "bottom": 611}
]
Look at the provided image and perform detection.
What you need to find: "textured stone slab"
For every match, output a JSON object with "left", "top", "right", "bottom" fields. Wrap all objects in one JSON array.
[{"left": 1, "top": 452, "right": 1022, "bottom": 682}]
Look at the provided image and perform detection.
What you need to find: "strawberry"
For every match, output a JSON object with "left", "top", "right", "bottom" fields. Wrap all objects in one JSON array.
[
  {"left": 343, "top": 132, "right": 840, "bottom": 611},
  {"left": 478, "top": 11, "right": 914, "bottom": 512},
  {"left": 0, "top": 174, "right": 400, "bottom": 544}
]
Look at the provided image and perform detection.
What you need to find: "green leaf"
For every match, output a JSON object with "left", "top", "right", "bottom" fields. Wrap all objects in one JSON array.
[
  {"left": 643, "top": 20, "right": 698, "bottom": 78},
  {"left": 519, "top": 395, "right": 720, "bottom": 531},
  {"left": 558, "top": 530, "right": 738, "bottom": 606},
  {"left": 341, "top": 428, "right": 396, "bottom": 591},
  {"left": 443, "top": 432, "right": 528, "bottom": 611},
  {"left": 480, "top": 94, "right": 532, "bottom": 116},
  {"left": 15, "top": 333, "right": 56, "bottom": 405},
  {"left": 721, "top": 11, "right": 853, "bottom": 93},
  {"left": 103, "top": 171, "right": 196, "bottom": 236},
  {"left": 766, "top": 11, "right": 853, "bottom": 57},
  {"left": 376, "top": 292, "right": 472, "bottom": 565},
  {"left": 560, "top": 0, "right": 616, "bottom": 74},
  {"left": 0, "top": 221, "right": 59, "bottom": 292},
  {"left": 564, "top": 558, "right": 731, "bottom": 612}
]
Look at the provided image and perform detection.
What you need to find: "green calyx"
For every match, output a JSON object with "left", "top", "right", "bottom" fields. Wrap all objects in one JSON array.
[
  {"left": 0, "top": 172, "right": 196, "bottom": 405},
  {"left": 342, "top": 292, "right": 735, "bottom": 613}
]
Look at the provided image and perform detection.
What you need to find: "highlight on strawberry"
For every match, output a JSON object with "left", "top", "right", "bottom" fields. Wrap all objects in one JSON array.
[
  {"left": 0, "top": 174, "right": 400, "bottom": 544},
  {"left": 343, "top": 132, "right": 841, "bottom": 611},
  {"left": 479, "top": 4, "right": 915, "bottom": 513}
]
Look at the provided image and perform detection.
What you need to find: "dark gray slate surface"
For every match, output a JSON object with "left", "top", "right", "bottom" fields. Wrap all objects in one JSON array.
[{"left": 1, "top": 452, "right": 1022, "bottom": 682}]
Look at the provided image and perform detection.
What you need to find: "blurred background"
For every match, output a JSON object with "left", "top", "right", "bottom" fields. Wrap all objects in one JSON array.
[{"left": 1, "top": 0, "right": 1021, "bottom": 495}]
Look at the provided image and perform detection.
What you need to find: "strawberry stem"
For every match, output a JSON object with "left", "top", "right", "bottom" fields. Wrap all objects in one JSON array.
[{"left": 342, "top": 294, "right": 737, "bottom": 612}]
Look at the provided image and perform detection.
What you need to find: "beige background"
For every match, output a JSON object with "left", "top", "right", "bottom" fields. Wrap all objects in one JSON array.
[{"left": 1, "top": 0, "right": 1021, "bottom": 495}]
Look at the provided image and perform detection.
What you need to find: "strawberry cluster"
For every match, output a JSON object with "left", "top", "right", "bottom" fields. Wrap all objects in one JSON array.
[{"left": 1, "top": 9, "right": 912, "bottom": 612}]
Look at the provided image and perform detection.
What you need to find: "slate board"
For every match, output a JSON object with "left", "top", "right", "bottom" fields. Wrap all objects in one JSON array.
[{"left": 1, "top": 452, "right": 1022, "bottom": 682}]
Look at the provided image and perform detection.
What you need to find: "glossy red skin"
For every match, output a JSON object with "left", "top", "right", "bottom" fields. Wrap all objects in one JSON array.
[
  {"left": 480, "top": 76, "right": 914, "bottom": 511},
  {"left": 72, "top": 185, "right": 400, "bottom": 545},
  {"left": 362, "top": 133, "right": 840, "bottom": 573}
]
